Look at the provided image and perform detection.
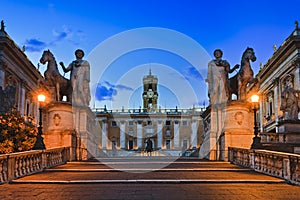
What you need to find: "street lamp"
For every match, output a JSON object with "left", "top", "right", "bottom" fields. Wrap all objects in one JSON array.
[
  {"left": 33, "top": 94, "right": 46, "bottom": 150},
  {"left": 250, "top": 94, "right": 261, "bottom": 149}
]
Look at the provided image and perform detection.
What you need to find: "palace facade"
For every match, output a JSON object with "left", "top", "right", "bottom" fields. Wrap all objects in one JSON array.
[
  {"left": 0, "top": 21, "right": 43, "bottom": 122},
  {"left": 94, "top": 70, "right": 204, "bottom": 156},
  {"left": 254, "top": 21, "right": 300, "bottom": 153}
]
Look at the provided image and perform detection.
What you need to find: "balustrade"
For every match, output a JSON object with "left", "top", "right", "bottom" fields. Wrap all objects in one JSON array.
[
  {"left": 229, "top": 147, "right": 300, "bottom": 185},
  {"left": 0, "top": 147, "right": 70, "bottom": 184}
]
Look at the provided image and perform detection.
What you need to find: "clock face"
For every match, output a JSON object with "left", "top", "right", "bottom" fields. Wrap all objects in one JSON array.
[{"left": 147, "top": 90, "right": 154, "bottom": 98}]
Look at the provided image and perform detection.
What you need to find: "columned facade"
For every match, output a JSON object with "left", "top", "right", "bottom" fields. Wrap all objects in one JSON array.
[{"left": 95, "top": 109, "right": 204, "bottom": 156}]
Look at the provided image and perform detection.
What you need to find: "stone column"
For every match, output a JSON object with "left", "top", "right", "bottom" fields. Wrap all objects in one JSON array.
[
  {"left": 137, "top": 121, "right": 143, "bottom": 149},
  {"left": 120, "top": 121, "right": 126, "bottom": 149},
  {"left": 294, "top": 62, "right": 300, "bottom": 89},
  {"left": 157, "top": 121, "right": 162, "bottom": 149},
  {"left": 273, "top": 78, "right": 279, "bottom": 131},
  {"left": 174, "top": 121, "right": 179, "bottom": 149},
  {"left": 191, "top": 119, "right": 198, "bottom": 147},
  {"left": 102, "top": 120, "right": 107, "bottom": 149},
  {"left": 0, "top": 68, "right": 4, "bottom": 88},
  {"left": 20, "top": 84, "right": 25, "bottom": 116}
]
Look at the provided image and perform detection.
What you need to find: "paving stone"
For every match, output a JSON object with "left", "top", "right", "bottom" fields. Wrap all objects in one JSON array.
[{"left": 1, "top": 159, "right": 299, "bottom": 199}]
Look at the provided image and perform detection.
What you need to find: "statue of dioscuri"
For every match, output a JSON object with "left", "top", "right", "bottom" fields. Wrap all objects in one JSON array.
[
  {"left": 280, "top": 75, "right": 300, "bottom": 120},
  {"left": 206, "top": 49, "right": 239, "bottom": 105},
  {"left": 60, "top": 49, "right": 91, "bottom": 107},
  {"left": 40, "top": 50, "right": 72, "bottom": 102},
  {"left": 227, "top": 47, "right": 257, "bottom": 101}
]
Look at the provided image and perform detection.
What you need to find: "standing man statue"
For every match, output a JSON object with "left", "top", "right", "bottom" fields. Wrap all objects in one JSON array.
[
  {"left": 206, "top": 49, "right": 239, "bottom": 105},
  {"left": 280, "top": 75, "right": 300, "bottom": 120},
  {"left": 60, "top": 49, "right": 91, "bottom": 107}
]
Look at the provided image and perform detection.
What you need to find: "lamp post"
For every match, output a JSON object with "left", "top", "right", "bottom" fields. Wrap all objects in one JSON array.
[
  {"left": 33, "top": 94, "right": 46, "bottom": 150},
  {"left": 251, "top": 94, "right": 261, "bottom": 149}
]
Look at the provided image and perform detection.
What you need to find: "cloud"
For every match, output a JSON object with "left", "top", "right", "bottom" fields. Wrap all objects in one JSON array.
[
  {"left": 50, "top": 26, "right": 73, "bottom": 45},
  {"left": 183, "top": 65, "right": 204, "bottom": 81},
  {"left": 96, "top": 84, "right": 116, "bottom": 101},
  {"left": 24, "top": 38, "right": 47, "bottom": 52},
  {"left": 23, "top": 26, "right": 85, "bottom": 52},
  {"left": 95, "top": 81, "right": 134, "bottom": 102}
]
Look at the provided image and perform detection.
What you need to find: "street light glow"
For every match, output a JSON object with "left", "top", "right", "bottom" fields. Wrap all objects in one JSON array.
[
  {"left": 251, "top": 94, "right": 259, "bottom": 103},
  {"left": 38, "top": 94, "right": 46, "bottom": 102}
]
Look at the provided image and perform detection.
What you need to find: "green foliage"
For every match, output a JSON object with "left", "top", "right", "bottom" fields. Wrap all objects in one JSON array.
[{"left": 0, "top": 109, "right": 37, "bottom": 154}]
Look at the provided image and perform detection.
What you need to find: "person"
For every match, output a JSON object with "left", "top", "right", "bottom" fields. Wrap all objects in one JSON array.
[
  {"left": 60, "top": 49, "right": 91, "bottom": 107},
  {"left": 206, "top": 49, "right": 238, "bottom": 104},
  {"left": 145, "top": 138, "right": 153, "bottom": 156},
  {"left": 280, "top": 75, "right": 300, "bottom": 120}
]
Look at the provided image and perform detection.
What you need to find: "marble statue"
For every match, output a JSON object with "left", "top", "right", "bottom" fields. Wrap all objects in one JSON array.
[
  {"left": 280, "top": 75, "right": 300, "bottom": 120},
  {"left": 206, "top": 49, "right": 239, "bottom": 105},
  {"left": 40, "top": 50, "right": 72, "bottom": 102},
  {"left": 228, "top": 47, "right": 257, "bottom": 101},
  {"left": 60, "top": 49, "right": 91, "bottom": 107}
]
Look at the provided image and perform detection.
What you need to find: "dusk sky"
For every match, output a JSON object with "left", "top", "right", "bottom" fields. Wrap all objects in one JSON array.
[{"left": 1, "top": 0, "right": 300, "bottom": 109}]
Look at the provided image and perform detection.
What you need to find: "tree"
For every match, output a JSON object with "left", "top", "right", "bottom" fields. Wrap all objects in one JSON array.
[{"left": 0, "top": 108, "right": 37, "bottom": 154}]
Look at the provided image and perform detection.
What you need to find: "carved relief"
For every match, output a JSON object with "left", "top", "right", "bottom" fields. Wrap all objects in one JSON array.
[
  {"left": 234, "top": 112, "right": 244, "bottom": 125},
  {"left": 53, "top": 113, "right": 61, "bottom": 126}
]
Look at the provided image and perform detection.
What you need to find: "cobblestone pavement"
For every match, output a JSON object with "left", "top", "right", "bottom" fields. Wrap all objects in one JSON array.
[{"left": 0, "top": 158, "right": 299, "bottom": 200}]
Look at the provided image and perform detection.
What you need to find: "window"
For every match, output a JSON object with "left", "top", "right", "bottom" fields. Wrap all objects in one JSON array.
[
  {"left": 165, "top": 128, "right": 171, "bottom": 137},
  {"left": 111, "top": 121, "right": 117, "bottom": 127},
  {"left": 147, "top": 121, "right": 152, "bottom": 126},
  {"left": 182, "top": 121, "right": 188, "bottom": 126},
  {"left": 166, "top": 120, "right": 171, "bottom": 126},
  {"left": 128, "top": 121, "right": 134, "bottom": 126},
  {"left": 268, "top": 101, "right": 273, "bottom": 117},
  {"left": 26, "top": 102, "right": 30, "bottom": 116}
]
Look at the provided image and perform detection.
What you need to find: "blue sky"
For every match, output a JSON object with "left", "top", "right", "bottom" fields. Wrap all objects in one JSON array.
[{"left": 1, "top": 0, "right": 300, "bottom": 109}]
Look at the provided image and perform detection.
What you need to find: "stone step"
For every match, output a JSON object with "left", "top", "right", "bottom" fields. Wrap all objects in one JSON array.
[{"left": 11, "top": 179, "right": 285, "bottom": 184}]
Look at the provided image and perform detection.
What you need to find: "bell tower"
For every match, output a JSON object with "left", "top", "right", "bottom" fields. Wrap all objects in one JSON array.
[{"left": 143, "top": 69, "right": 158, "bottom": 112}]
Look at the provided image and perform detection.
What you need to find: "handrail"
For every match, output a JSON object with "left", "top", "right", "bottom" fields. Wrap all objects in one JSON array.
[
  {"left": 0, "top": 147, "right": 70, "bottom": 184},
  {"left": 228, "top": 147, "right": 300, "bottom": 185}
]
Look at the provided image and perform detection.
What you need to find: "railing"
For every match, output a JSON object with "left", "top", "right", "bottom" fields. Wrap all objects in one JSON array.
[
  {"left": 0, "top": 147, "right": 70, "bottom": 184},
  {"left": 228, "top": 147, "right": 300, "bottom": 185},
  {"left": 93, "top": 107, "right": 206, "bottom": 115}
]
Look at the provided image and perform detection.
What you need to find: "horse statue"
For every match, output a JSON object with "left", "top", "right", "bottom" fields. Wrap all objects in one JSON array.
[
  {"left": 40, "top": 50, "right": 72, "bottom": 102},
  {"left": 228, "top": 47, "right": 257, "bottom": 100}
]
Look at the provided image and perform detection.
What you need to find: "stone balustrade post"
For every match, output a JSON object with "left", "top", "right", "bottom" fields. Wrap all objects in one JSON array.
[
  {"left": 7, "top": 155, "right": 15, "bottom": 182},
  {"left": 283, "top": 158, "right": 290, "bottom": 180},
  {"left": 250, "top": 151, "right": 255, "bottom": 168}
]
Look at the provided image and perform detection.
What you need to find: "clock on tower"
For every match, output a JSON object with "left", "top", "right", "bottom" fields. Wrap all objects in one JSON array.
[{"left": 142, "top": 69, "right": 158, "bottom": 112}]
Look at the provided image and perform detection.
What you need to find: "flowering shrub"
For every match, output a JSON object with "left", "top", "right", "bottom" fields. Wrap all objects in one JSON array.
[{"left": 0, "top": 109, "right": 37, "bottom": 154}]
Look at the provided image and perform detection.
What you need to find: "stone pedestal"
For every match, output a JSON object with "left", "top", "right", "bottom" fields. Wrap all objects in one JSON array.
[
  {"left": 221, "top": 101, "right": 254, "bottom": 160},
  {"left": 72, "top": 106, "right": 100, "bottom": 160},
  {"left": 43, "top": 102, "right": 100, "bottom": 160},
  {"left": 200, "top": 101, "right": 254, "bottom": 161},
  {"left": 278, "top": 120, "right": 300, "bottom": 143},
  {"left": 43, "top": 102, "right": 77, "bottom": 160}
]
